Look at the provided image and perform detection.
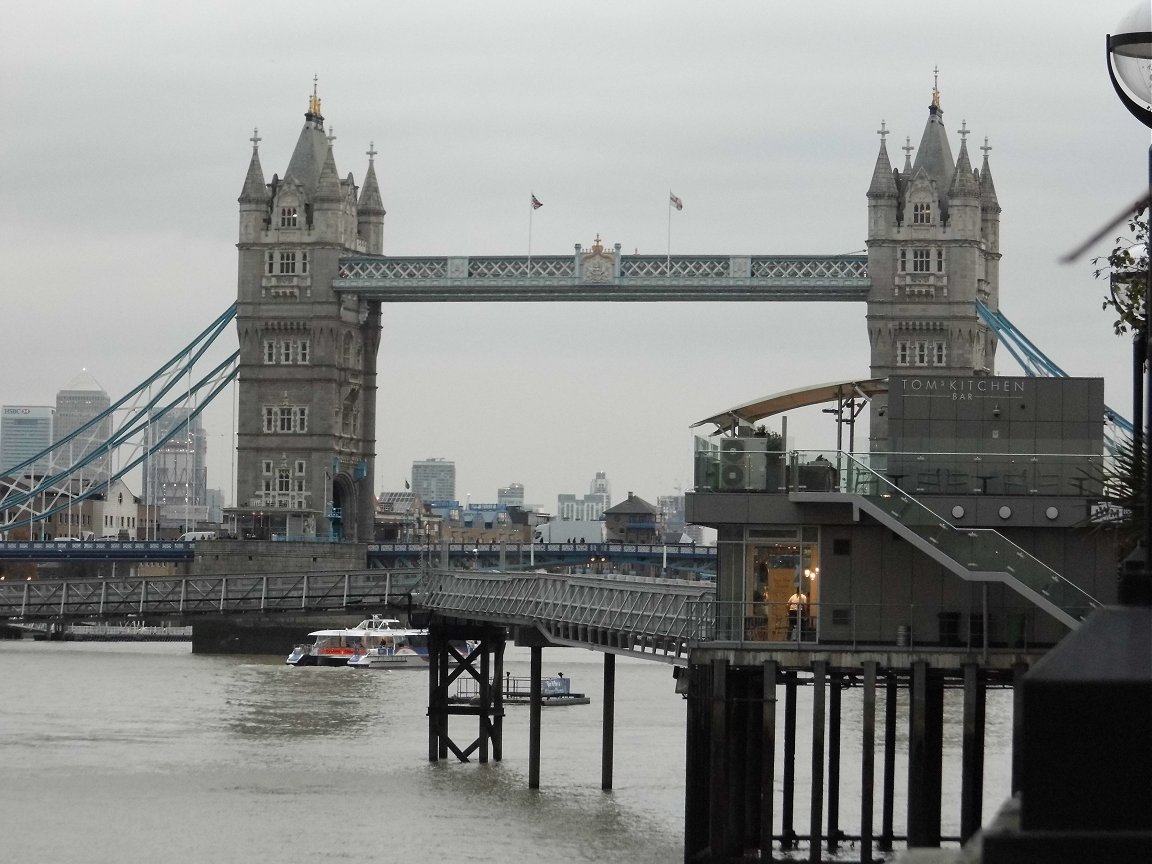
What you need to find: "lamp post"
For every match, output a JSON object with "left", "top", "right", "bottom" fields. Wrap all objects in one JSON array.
[{"left": 1108, "top": 3, "right": 1152, "bottom": 604}]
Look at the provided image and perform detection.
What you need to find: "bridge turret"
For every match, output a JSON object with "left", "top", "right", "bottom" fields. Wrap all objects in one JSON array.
[
  {"left": 238, "top": 129, "right": 270, "bottom": 244},
  {"left": 232, "top": 88, "right": 382, "bottom": 546},
  {"left": 357, "top": 143, "right": 386, "bottom": 255},
  {"left": 865, "top": 78, "right": 1002, "bottom": 450}
]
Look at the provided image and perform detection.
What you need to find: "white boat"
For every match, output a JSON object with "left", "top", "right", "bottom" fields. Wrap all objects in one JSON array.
[{"left": 286, "top": 616, "right": 430, "bottom": 669}]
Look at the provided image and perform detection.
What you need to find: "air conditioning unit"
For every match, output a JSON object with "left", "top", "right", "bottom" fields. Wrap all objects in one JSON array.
[{"left": 719, "top": 439, "right": 767, "bottom": 491}]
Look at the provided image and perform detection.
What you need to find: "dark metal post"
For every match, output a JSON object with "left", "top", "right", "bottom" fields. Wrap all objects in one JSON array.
[
  {"left": 761, "top": 660, "right": 778, "bottom": 862},
  {"left": 708, "top": 659, "right": 731, "bottom": 860},
  {"left": 879, "top": 671, "right": 897, "bottom": 851},
  {"left": 601, "top": 652, "right": 615, "bottom": 790},
  {"left": 860, "top": 661, "right": 877, "bottom": 864},
  {"left": 827, "top": 669, "right": 843, "bottom": 854},
  {"left": 809, "top": 661, "right": 827, "bottom": 863},
  {"left": 781, "top": 670, "right": 798, "bottom": 850},
  {"left": 528, "top": 646, "right": 542, "bottom": 789},
  {"left": 960, "top": 662, "right": 986, "bottom": 843}
]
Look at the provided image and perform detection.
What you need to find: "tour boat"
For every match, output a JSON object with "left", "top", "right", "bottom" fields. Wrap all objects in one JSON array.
[{"left": 286, "top": 616, "right": 430, "bottom": 668}]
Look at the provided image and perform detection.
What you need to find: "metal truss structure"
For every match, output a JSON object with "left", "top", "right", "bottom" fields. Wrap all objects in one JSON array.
[
  {"left": 0, "top": 569, "right": 421, "bottom": 619},
  {"left": 336, "top": 253, "right": 870, "bottom": 302},
  {"left": 0, "top": 306, "right": 239, "bottom": 535},
  {"left": 419, "top": 568, "right": 715, "bottom": 664}
]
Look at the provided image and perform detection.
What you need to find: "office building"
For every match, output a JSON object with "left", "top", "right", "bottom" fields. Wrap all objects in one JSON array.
[
  {"left": 142, "top": 407, "right": 208, "bottom": 529},
  {"left": 497, "top": 482, "right": 525, "bottom": 508},
  {"left": 54, "top": 371, "right": 112, "bottom": 481},
  {"left": 0, "top": 406, "right": 54, "bottom": 477},
  {"left": 412, "top": 458, "right": 456, "bottom": 503},
  {"left": 557, "top": 470, "right": 611, "bottom": 521}
]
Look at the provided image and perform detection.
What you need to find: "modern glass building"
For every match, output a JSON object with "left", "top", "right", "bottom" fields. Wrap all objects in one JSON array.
[{"left": 0, "top": 406, "right": 54, "bottom": 476}]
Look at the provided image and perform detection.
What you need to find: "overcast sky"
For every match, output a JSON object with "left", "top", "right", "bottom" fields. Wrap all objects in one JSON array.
[{"left": 2, "top": 2, "right": 1147, "bottom": 513}]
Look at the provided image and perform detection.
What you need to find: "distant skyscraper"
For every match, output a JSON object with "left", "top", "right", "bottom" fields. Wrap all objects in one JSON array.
[
  {"left": 142, "top": 407, "right": 208, "bottom": 526},
  {"left": 557, "top": 471, "right": 611, "bottom": 520},
  {"left": 0, "top": 406, "right": 54, "bottom": 476},
  {"left": 412, "top": 458, "right": 456, "bottom": 503},
  {"left": 54, "top": 371, "right": 112, "bottom": 481},
  {"left": 497, "top": 482, "right": 525, "bottom": 508}
]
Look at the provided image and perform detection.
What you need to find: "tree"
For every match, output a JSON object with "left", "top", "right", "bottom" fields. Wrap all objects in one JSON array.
[
  {"left": 1092, "top": 215, "right": 1148, "bottom": 560},
  {"left": 1093, "top": 214, "right": 1148, "bottom": 335}
]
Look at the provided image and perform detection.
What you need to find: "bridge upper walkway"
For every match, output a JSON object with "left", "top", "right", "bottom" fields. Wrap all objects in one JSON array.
[{"left": 336, "top": 252, "right": 870, "bottom": 302}]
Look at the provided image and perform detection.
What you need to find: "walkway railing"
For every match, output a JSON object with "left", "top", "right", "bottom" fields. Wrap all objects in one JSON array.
[
  {"left": 0, "top": 570, "right": 422, "bottom": 619},
  {"left": 420, "top": 568, "right": 715, "bottom": 663}
]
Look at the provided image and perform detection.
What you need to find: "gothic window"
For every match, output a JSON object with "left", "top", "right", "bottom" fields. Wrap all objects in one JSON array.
[
  {"left": 280, "top": 340, "right": 294, "bottom": 364},
  {"left": 913, "top": 202, "right": 932, "bottom": 224},
  {"left": 262, "top": 460, "right": 273, "bottom": 475},
  {"left": 261, "top": 406, "right": 308, "bottom": 433},
  {"left": 301, "top": 252, "right": 309, "bottom": 275},
  {"left": 912, "top": 249, "right": 931, "bottom": 273},
  {"left": 899, "top": 249, "right": 907, "bottom": 273},
  {"left": 341, "top": 333, "right": 353, "bottom": 368},
  {"left": 896, "top": 342, "right": 910, "bottom": 365},
  {"left": 262, "top": 479, "right": 273, "bottom": 493},
  {"left": 265, "top": 252, "right": 275, "bottom": 275},
  {"left": 297, "top": 340, "right": 310, "bottom": 364},
  {"left": 295, "top": 479, "right": 305, "bottom": 493},
  {"left": 278, "top": 251, "right": 297, "bottom": 275},
  {"left": 933, "top": 342, "right": 947, "bottom": 365},
  {"left": 915, "top": 342, "right": 929, "bottom": 365},
  {"left": 294, "top": 460, "right": 306, "bottom": 475},
  {"left": 280, "top": 207, "right": 298, "bottom": 228},
  {"left": 937, "top": 249, "right": 945, "bottom": 272},
  {"left": 277, "top": 469, "right": 291, "bottom": 493},
  {"left": 263, "top": 341, "right": 276, "bottom": 364}
]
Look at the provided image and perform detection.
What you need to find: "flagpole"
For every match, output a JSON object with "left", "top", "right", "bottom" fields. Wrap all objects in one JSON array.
[
  {"left": 667, "top": 191, "right": 672, "bottom": 274},
  {"left": 528, "top": 192, "right": 534, "bottom": 278}
]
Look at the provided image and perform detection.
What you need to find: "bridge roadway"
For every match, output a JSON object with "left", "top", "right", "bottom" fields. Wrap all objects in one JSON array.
[{"left": 0, "top": 566, "right": 715, "bottom": 665}]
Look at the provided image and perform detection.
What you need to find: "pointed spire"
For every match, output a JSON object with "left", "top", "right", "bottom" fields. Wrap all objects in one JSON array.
[
  {"left": 979, "top": 136, "right": 1000, "bottom": 209},
  {"left": 949, "top": 122, "right": 979, "bottom": 198},
  {"left": 238, "top": 127, "right": 269, "bottom": 203},
  {"left": 358, "top": 142, "right": 385, "bottom": 213},
  {"left": 315, "top": 143, "right": 342, "bottom": 202},
  {"left": 868, "top": 122, "right": 898, "bottom": 198},
  {"left": 901, "top": 136, "right": 914, "bottom": 174}
]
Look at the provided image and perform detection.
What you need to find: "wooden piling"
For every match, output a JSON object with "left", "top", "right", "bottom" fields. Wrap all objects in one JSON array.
[
  {"left": 781, "top": 670, "right": 799, "bottom": 850},
  {"left": 528, "top": 646, "right": 541, "bottom": 789}
]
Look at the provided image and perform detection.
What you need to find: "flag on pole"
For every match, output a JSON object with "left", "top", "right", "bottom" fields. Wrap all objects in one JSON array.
[
  {"left": 670, "top": 192, "right": 683, "bottom": 211},
  {"left": 531, "top": 194, "right": 543, "bottom": 209},
  {"left": 404, "top": 479, "right": 410, "bottom": 490}
]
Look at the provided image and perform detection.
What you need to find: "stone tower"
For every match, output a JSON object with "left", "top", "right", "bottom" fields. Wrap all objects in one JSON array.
[
  {"left": 865, "top": 82, "right": 1001, "bottom": 448},
  {"left": 232, "top": 89, "right": 385, "bottom": 542}
]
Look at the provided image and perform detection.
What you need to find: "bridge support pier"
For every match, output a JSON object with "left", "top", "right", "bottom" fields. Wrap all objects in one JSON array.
[{"left": 426, "top": 618, "right": 505, "bottom": 764}]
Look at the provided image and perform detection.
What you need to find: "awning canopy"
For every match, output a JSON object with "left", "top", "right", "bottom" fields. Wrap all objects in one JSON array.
[{"left": 691, "top": 378, "right": 888, "bottom": 433}]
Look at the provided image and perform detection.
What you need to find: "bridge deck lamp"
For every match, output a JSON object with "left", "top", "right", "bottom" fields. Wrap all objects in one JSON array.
[{"left": 1109, "top": 2, "right": 1152, "bottom": 604}]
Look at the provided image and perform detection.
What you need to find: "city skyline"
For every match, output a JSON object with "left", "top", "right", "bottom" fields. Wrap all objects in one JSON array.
[{"left": 1, "top": 2, "right": 1141, "bottom": 513}]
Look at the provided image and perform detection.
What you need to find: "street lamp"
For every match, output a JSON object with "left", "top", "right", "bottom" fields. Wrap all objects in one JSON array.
[{"left": 1108, "top": 2, "right": 1152, "bottom": 604}]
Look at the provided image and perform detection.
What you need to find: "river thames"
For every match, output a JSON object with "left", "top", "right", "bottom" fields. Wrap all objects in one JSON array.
[{"left": 1, "top": 640, "right": 1014, "bottom": 863}]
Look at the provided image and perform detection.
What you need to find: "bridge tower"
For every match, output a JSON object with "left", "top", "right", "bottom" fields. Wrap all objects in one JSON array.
[
  {"left": 865, "top": 81, "right": 1001, "bottom": 448},
  {"left": 231, "top": 89, "right": 384, "bottom": 542}
]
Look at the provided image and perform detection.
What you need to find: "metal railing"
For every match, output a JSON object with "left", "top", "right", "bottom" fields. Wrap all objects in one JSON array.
[
  {"left": 0, "top": 570, "right": 422, "bottom": 619},
  {"left": 420, "top": 568, "right": 715, "bottom": 662}
]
